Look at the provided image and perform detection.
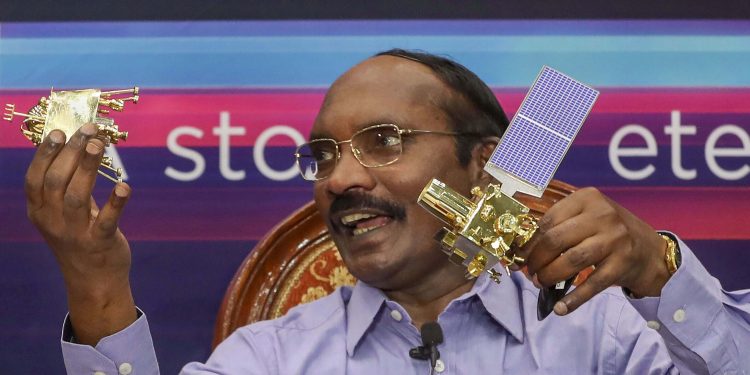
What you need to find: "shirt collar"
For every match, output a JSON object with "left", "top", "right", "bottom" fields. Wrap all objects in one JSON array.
[
  {"left": 345, "top": 281, "right": 386, "bottom": 356},
  {"left": 345, "top": 272, "right": 526, "bottom": 356},
  {"left": 474, "top": 272, "right": 526, "bottom": 343}
]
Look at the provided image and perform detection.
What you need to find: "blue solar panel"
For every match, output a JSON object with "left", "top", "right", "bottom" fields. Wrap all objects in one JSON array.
[{"left": 486, "top": 66, "right": 599, "bottom": 196}]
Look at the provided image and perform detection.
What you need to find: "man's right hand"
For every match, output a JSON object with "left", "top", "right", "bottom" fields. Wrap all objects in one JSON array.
[{"left": 26, "top": 123, "right": 136, "bottom": 346}]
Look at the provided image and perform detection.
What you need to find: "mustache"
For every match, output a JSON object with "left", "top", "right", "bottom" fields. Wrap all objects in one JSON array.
[{"left": 329, "top": 191, "right": 407, "bottom": 221}]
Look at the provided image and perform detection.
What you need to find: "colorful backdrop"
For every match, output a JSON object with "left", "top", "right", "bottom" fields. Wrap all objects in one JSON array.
[{"left": 2, "top": 19, "right": 749, "bottom": 373}]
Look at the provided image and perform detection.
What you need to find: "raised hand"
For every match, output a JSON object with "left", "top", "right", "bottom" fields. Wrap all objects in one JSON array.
[
  {"left": 25, "top": 123, "right": 136, "bottom": 345},
  {"left": 518, "top": 187, "right": 671, "bottom": 316}
]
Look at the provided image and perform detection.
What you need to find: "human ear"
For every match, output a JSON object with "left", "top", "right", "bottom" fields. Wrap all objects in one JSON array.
[{"left": 469, "top": 137, "right": 499, "bottom": 187}]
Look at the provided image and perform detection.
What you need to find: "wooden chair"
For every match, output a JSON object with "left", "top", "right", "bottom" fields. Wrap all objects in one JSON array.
[{"left": 213, "top": 180, "right": 580, "bottom": 347}]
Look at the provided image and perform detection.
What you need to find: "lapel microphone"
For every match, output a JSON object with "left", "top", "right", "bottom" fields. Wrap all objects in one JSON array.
[{"left": 409, "top": 322, "right": 443, "bottom": 374}]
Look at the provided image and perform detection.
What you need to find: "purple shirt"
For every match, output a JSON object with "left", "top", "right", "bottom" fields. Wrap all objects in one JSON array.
[{"left": 62, "top": 237, "right": 750, "bottom": 374}]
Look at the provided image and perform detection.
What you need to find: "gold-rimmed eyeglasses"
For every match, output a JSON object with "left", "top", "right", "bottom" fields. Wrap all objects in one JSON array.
[{"left": 295, "top": 123, "right": 475, "bottom": 181}]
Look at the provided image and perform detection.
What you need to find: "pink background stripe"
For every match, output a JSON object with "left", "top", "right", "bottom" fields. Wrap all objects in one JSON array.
[{"left": 3, "top": 89, "right": 750, "bottom": 148}]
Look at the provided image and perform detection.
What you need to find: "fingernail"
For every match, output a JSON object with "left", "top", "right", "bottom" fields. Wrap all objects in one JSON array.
[
  {"left": 81, "top": 123, "right": 97, "bottom": 136},
  {"left": 85, "top": 141, "right": 102, "bottom": 154},
  {"left": 114, "top": 184, "right": 128, "bottom": 198},
  {"left": 554, "top": 301, "right": 568, "bottom": 316},
  {"left": 49, "top": 130, "right": 64, "bottom": 144}
]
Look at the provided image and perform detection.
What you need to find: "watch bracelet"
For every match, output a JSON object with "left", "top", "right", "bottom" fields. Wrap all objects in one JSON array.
[{"left": 659, "top": 233, "right": 679, "bottom": 275}]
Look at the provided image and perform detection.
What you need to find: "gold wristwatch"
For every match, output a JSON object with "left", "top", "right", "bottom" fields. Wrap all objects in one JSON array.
[{"left": 659, "top": 232, "right": 681, "bottom": 275}]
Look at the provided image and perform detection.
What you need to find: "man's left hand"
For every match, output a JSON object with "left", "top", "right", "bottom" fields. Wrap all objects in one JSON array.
[{"left": 518, "top": 187, "right": 672, "bottom": 315}]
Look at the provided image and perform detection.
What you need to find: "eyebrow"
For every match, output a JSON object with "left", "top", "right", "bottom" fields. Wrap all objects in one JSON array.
[
  {"left": 308, "top": 131, "right": 330, "bottom": 141},
  {"left": 308, "top": 118, "right": 408, "bottom": 141}
]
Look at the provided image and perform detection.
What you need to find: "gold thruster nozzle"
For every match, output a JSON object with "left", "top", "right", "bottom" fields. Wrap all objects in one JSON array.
[
  {"left": 418, "top": 178, "right": 538, "bottom": 283},
  {"left": 3, "top": 87, "right": 139, "bottom": 183}
]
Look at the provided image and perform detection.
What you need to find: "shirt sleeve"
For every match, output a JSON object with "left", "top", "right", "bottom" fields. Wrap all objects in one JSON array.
[
  {"left": 61, "top": 308, "right": 160, "bottom": 375},
  {"left": 606, "top": 299, "right": 678, "bottom": 375},
  {"left": 60, "top": 308, "right": 277, "bottom": 375},
  {"left": 627, "top": 234, "right": 750, "bottom": 374}
]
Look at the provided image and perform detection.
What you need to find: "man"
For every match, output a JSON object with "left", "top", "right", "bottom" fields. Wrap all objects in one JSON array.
[{"left": 28, "top": 49, "right": 749, "bottom": 374}]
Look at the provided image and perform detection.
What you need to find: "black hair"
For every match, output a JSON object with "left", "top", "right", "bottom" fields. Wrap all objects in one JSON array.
[{"left": 375, "top": 48, "right": 509, "bottom": 166}]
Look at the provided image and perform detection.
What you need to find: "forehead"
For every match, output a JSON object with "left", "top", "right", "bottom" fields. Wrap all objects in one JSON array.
[{"left": 311, "top": 56, "right": 452, "bottom": 139}]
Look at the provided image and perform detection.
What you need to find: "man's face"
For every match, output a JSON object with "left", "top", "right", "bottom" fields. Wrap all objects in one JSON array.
[{"left": 310, "top": 56, "right": 482, "bottom": 290}]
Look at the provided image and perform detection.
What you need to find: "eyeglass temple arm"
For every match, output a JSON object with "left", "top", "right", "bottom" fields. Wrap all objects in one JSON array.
[{"left": 402, "top": 129, "right": 458, "bottom": 136}]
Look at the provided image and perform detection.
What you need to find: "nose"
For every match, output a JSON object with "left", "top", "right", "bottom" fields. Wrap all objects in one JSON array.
[{"left": 324, "top": 143, "right": 376, "bottom": 196}]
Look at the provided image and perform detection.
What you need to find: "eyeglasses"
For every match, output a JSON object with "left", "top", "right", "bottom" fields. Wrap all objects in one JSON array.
[{"left": 295, "top": 123, "right": 471, "bottom": 181}]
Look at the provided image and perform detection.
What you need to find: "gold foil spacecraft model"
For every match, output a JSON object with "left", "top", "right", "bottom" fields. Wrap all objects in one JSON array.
[
  {"left": 4, "top": 87, "right": 139, "bottom": 182},
  {"left": 418, "top": 67, "right": 599, "bottom": 319}
]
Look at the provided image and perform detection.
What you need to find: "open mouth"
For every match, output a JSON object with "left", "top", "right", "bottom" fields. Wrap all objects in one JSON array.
[{"left": 339, "top": 212, "right": 393, "bottom": 237}]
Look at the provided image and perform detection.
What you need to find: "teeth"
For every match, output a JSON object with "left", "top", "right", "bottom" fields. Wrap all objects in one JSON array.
[
  {"left": 352, "top": 224, "right": 385, "bottom": 236},
  {"left": 341, "top": 213, "right": 377, "bottom": 225}
]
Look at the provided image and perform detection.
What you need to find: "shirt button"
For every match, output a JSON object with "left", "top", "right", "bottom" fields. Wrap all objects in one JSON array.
[
  {"left": 673, "top": 309, "right": 686, "bottom": 323},
  {"left": 118, "top": 362, "right": 133, "bottom": 375},
  {"left": 390, "top": 309, "right": 403, "bottom": 322},
  {"left": 434, "top": 359, "right": 445, "bottom": 373},
  {"left": 646, "top": 320, "right": 661, "bottom": 330}
]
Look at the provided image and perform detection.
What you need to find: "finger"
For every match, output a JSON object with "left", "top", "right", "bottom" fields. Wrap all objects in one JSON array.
[
  {"left": 89, "top": 196, "right": 100, "bottom": 220},
  {"left": 63, "top": 139, "right": 106, "bottom": 228},
  {"left": 535, "top": 235, "right": 607, "bottom": 288},
  {"left": 43, "top": 124, "right": 99, "bottom": 213},
  {"left": 553, "top": 263, "right": 617, "bottom": 316},
  {"left": 25, "top": 130, "right": 66, "bottom": 211},
  {"left": 518, "top": 193, "right": 586, "bottom": 261},
  {"left": 537, "top": 190, "right": 588, "bottom": 233},
  {"left": 93, "top": 182, "right": 131, "bottom": 238},
  {"left": 524, "top": 213, "right": 599, "bottom": 276}
]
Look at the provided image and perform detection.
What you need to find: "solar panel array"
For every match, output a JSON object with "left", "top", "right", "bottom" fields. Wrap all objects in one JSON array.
[{"left": 487, "top": 66, "right": 599, "bottom": 192}]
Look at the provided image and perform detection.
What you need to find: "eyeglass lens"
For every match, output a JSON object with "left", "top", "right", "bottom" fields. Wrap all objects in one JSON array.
[
  {"left": 296, "top": 125, "right": 403, "bottom": 180},
  {"left": 354, "top": 125, "right": 402, "bottom": 167}
]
